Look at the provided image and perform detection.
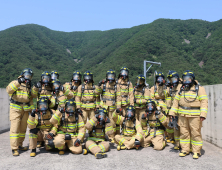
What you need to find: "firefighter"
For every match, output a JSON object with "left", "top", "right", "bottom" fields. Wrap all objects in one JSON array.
[
  {"left": 98, "top": 69, "right": 117, "bottom": 142},
  {"left": 49, "top": 99, "right": 85, "bottom": 155},
  {"left": 51, "top": 70, "right": 59, "bottom": 81},
  {"left": 83, "top": 108, "right": 114, "bottom": 159},
  {"left": 27, "top": 97, "right": 57, "bottom": 157},
  {"left": 134, "top": 74, "right": 150, "bottom": 122},
  {"left": 169, "top": 70, "right": 208, "bottom": 159},
  {"left": 165, "top": 71, "right": 182, "bottom": 149},
  {"left": 113, "top": 105, "right": 143, "bottom": 151},
  {"left": 141, "top": 99, "right": 168, "bottom": 150},
  {"left": 6, "top": 68, "right": 34, "bottom": 156},
  {"left": 75, "top": 71, "right": 101, "bottom": 124},
  {"left": 63, "top": 71, "right": 82, "bottom": 101},
  {"left": 116, "top": 67, "right": 134, "bottom": 134}
]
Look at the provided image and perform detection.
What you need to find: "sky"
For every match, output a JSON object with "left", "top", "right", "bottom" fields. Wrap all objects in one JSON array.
[{"left": 0, "top": 0, "right": 221, "bottom": 32}]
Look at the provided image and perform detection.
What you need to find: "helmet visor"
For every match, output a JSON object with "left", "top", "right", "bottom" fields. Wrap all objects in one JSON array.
[
  {"left": 84, "top": 75, "right": 93, "bottom": 80},
  {"left": 120, "top": 70, "right": 128, "bottom": 76},
  {"left": 73, "top": 74, "right": 81, "bottom": 81},
  {"left": 53, "top": 82, "right": 60, "bottom": 90},
  {"left": 169, "top": 77, "right": 178, "bottom": 83},
  {"left": 23, "top": 72, "right": 32, "bottom": 80},
  {"left": 136, "top": 79, "right": 145, "bottom": 85},
  {"left": 66, "top": 105, "right": 75, "bottom": 113},
  {"left": 38, "top": 102, "right": 48, "bottom": 111},
  {"left": 183, "top": 75, "right": 193, "bottom": 84},
  {"left": 42, "top": 75, "right": 51, "bottom": 83},
  {"left": 107, "top": 73, "right": 115, "bottom": 81},
  {"left": 51, "top": 73, "right": 58, "bottom": 80}
]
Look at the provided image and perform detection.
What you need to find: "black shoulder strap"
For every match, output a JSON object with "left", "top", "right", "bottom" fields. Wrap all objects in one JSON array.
[
  {"left": 106, "top": 117, "right": 110, "bottom": 123},
  {"left": 81, "top": 84, "right": 85, "bottom": 94}
]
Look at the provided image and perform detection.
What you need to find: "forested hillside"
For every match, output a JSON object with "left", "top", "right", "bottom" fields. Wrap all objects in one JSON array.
[{"left": 0, "top": 18, "right": 222, "bottom": 87}]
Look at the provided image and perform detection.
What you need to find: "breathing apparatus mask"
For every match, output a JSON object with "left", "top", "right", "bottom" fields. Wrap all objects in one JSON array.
[
  {"left": 120, "top": 70, "right": 129, "bottom": 80},
  {"left": 42, "top": 75, "right": 51, "bottom": 86},
  {"left": 65, "top": 104, "right": 75, "bottom": 117},
  {"left": 125, "top": 106, "right": 135, "bottom": 121},
  {"left": 145, "top": 100, "right": 156, "bottom": 115},
  {"left": 183, "top": 75, "right": 193, "bottom": 89},
  {"left": 96, "top": 110, "right": 107, "bottom": 125},
  {"left": 106, "top": 73, "right": 115, "bottom": 83},
  {"left": 37, "top": 98, "right": 49, "bottom": 115}
]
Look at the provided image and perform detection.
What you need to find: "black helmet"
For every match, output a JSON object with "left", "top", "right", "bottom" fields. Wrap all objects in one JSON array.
[
  {"left": 146, "top": 99, "right": 157, "bottom": 115},
  {"left": 182, "top": 70, "right": 195, "bottom": 88},
  {"left": 83, "top": 71, "right": 93, "bottom": 83},
  {"left": 125, "top": 105, "right": 135, "bottom": 121},
  {"left": 72, "top": 71, "right": 82, "bottom": 84},
  {"left": 167, "top": 70, "right": 179, "bottom": 87},
  {"left": 136, "top": 74, "right": 145, "bottom": 87},
  {"left": 156, "top": 72, "right": 165, "bottom": 86},
  {"left": 119, "top": 67, "right": 129, "bottom": 80},
  {"left": 106, "top": 69, "right": 116, "bottom": 83},
  {"left": 21, "top": 68, "right": 33, "bottom": 83},
  {"left": 37, "top": 97, "right": 50, "bottom": 115},
  {"left": 41, "top": 71, "right": 51, "bottom": 86},
  {"left": 65, "top": 99, "right": 76, "bottom": 117},
  {"left": 51, "top": 79, "right": 61, "bottom": 94},
  {"left": 51, "top": 70, "right": 59, "bottom": 80},
  {"left": 96, "top": 108, "right": 108, "bottom": 125}
]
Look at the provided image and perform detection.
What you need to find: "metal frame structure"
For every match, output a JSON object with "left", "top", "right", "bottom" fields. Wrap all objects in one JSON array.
[{"left": 144, "top": 60, "right": 161, "bottom": 86}]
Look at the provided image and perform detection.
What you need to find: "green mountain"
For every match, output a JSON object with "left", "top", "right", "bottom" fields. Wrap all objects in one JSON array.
[{"left": 0, "top": 19, "right": 222, "bottom": 88}]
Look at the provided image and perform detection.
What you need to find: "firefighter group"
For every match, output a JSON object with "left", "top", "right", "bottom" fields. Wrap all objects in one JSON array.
[{"left": 6, "top": 67, "right": 208, "bottom": 159}]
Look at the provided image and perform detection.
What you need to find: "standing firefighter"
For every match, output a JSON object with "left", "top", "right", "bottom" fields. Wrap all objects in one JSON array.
[
  {"left": 27, "top": 97, "right": 57, "bottom": 157},
  {"left": 98, "top": 69, "right": 117, "bottom": 142},
  {"left": 50, "top": 99, "right": 85, "bottom": 155},
  {"left": 83, "top": 108, "right": 114, "bottom": 159},
  {"left": 76, "top": 71, "right": 101, "bottom": 124},
  {"left": 6, "top": 68, "right": 34, "bottom": 156},
  {"left": 63, "top": 71, "right": 82, "bottom": 100},
  {"left": 113, "top": 105, "right": 143, "bottom": 151},
  {"left": 169, "top": 70, "right": 208, "bottom": 159},
  {"left": 165, "top": 71, "right": 182, "bottom": 149},
  {"left": 150, "top": 72, "right": 167, "bottom": 112},
  {"left": 141, "top": 99, "right": 167, "bottom": 150},
  {"left": 134, "top": 74, "right": 150, "bottom": 122},
  {"left": 116, "top": 67, "right": 134, "bottom": 119},
  {"left": 50, "top": 79, "right": 68, "bottom": 111}
]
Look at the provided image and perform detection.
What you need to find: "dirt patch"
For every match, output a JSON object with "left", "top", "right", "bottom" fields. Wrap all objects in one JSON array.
[
  {"left": 206, "top": 33, "right": 211, "bottom": 39},
  {"left": 66, "top": 49, "right": 71, "bottom": 54},
  {"left": 199, "top": 61, "right": 204, "bottom": 68},
  {"left": 182, "top": 39, "right": 190, "bottom": 44}
]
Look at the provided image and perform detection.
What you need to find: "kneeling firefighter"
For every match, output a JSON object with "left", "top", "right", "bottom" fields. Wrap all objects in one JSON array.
[
  {"left": 112, "top": 105, "right": 143, "bottom": 150},
  {"left": 27, "top": 97, "right": 57, "bottom": 157},
  {"left": 169, "top": 70, "right": 208, "bottom": 159},
  {"left": 83, "top": 108, "right": 114, "bottom": 159},
  {"left": 98, "top": 69, "right": 117, "bottom": 142},
  {"left": 49, "top": 99, "right": 85, "bottom": 155},
  {"left": 141, "top": 99, "right": 168, "bottom": 150},
  {"left": 6, "top": 68, "right": 34, "bottom": 156}
]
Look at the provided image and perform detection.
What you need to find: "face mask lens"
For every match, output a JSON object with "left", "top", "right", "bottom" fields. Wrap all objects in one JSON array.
[
  {"left": 24, "top": 72, "right": 32, "bottom": 80},
  {"left": 157, "top": 77, "right": 163, "bottom": 82},
  {"left": 42, "top": 75, "right": 51, "bottom": 83},
  {"left": 66, "top": 105, "right": 75, "bottom": 112},
  {"left": 120, "top": 70, "right": 128, "bottom": 76},
  {"left": 84, "top": 75, "right": 92, "bottom": 80},
  {"left": 137, "top": 79, "right": 144, "bottom": 85},
  {"left": 51, "top": 74, "right": 58, "bottom": 80},
  {"left": 107, "top": 74, "right": 115, "bottom": 80},
  {"left": 39, "top": 103, "right": 48, "bottom": 111},
  {"left": 53, "top": 82, "right": 60, "bottom": 90},
  {"left": 183, "top": 76, "right": 192, "bottom": 83},
  {"left": 171, "top": 77, "right": 178, "bottom": 83},
  {"left": 73, "top": 75, "right": 80, "bottom": 80}
]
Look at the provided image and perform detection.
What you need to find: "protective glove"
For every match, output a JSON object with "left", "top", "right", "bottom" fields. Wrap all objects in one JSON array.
[
  {"left": 59, "top": 108, "right": 65, "bottom": 113},
  {"left": 116, "top": 108, "right": 123, "bottom": 113},
  {"left": 134, "top": 98, "right": 137, "bottom": 103},
  {"left": 155, "top": 111, "right": 161, "bottom": 116},
  {"left": 74, "top": 138, "right": 81, "bottom": 147},
  {"left": 46, "top": 133, "right": 54, "bottom": 140},
  {"left": 31, "top": 109, "right": 36, "bottom": 117},
  {"left": 18, "top": 77, "right": 25, "bottom": 84},
  {"left": 35, "top": 82, "right": 42, "bottom": 88},
  {"left": 135, "top": 139, "right": 141, "bottom": 148},
  {"left": 76, "top": 108, "right": 82, "bottom": 116},
  {"left": 98, "top": 79, "right": 105, "bottom": 86},
  {"left": 30, "top": 128, "right": 40, "bottom": 134},
  {"left": 71, "top": 86, "right": 78, "bottom": 90}
]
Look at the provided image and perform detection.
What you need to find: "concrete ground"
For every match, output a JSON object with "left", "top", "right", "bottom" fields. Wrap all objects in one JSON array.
[{"left": 0, "top": 131, "right": 222, "bottom": 170}]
